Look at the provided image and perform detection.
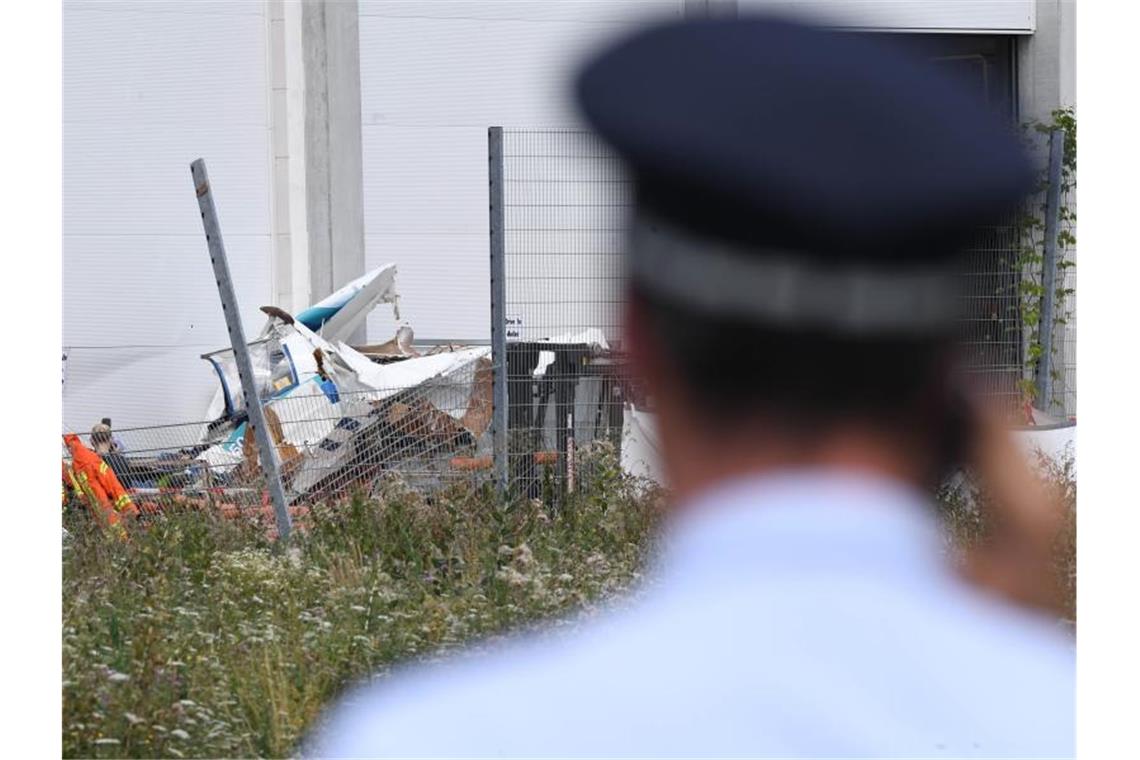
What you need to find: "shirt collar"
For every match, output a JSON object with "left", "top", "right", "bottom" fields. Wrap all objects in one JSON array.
[{"left": 655, "top": 469, "right": 949, "bottom": 586}]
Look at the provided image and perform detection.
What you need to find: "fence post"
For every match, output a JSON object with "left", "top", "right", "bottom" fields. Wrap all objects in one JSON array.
[
  {"left": 1035, "top": 128, "right": 1065, "bottom": 414},
  {"left": 488, "top": 127, "right": 509, "bottom": 496},
  {"left": 191, "top": 159, "right": 292, "bottom": 542}
]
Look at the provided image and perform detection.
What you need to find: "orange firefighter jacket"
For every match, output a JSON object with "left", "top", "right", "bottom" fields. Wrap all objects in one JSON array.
[{"left": 63, "top": 434, "right": 138, "bottom": 531}]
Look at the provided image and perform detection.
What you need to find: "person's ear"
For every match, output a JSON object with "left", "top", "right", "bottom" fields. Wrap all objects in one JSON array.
[{"left": 623, "top": 292, "right": 669, "bottom": 399}]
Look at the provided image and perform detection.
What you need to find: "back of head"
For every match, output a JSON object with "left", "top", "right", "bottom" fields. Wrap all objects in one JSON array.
[{"left": 90, "top": 423, "right": 113, "bottom": 453}]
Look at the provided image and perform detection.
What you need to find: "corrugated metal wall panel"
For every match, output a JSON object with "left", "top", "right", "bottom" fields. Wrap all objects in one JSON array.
[
  {"left": 357, "top": 1, "right": 682, "bottom": 343},
  {"left": 63, "top": 0, "right": 272, "bottom": 431}
]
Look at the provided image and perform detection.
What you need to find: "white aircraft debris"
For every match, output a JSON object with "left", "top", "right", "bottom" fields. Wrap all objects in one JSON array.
[{"left": 196, "top": 264, "right": 493, "bottom": 495}]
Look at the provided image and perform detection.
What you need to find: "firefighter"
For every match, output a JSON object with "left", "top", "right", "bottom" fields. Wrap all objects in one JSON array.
[
  {"left": 62, "top": 433, "right": 138, "bottom": 536},
  {"left": 62, "top": 461, "right": 75, "bottom": 508}
]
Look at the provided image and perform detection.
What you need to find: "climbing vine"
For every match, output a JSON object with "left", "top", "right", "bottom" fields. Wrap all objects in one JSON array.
[{"left": 1016, "top": 107, "right": 1076, "bottom": 407}]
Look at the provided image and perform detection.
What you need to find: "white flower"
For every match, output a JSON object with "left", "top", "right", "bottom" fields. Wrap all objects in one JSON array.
[
  {"left": 513, "top": 544, "right": 535, "bottom": 568},
  {"left": 124, "top": 712, "right": 143, "bottom": 725},
  {"left": 171, "top": 728, "right": 191, "bottom": 740},
  {"left": 495, "top": 566, "right": 529, "bottom": 587},
  {"left": 93, "top": 738, "right": 121, "bottom": 746},
  {"left": 107, "top": 671, "right": 130, "bottom": 683}
]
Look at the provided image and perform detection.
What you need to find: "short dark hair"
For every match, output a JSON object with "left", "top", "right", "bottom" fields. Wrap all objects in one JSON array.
[
  {"left": 632, "top": 284, "right": 953, "bottom": 434},
  {"left": 102, "top": 417, "right": 112, "bottom": 427}
]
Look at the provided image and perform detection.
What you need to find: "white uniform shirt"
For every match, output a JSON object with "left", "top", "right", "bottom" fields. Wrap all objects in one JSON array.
[{"left": 308, "top": 471, "right": 1075, "bottom": 758}]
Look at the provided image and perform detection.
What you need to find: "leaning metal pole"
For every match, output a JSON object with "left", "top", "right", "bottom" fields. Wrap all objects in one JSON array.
[
  {"left": 488, "top": 127, "right": 509, "bottom": 496},
  {"left": 191, "top": 159, "right": 292, "bottom": 541}
]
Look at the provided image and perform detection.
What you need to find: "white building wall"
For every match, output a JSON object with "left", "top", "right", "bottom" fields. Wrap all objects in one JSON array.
[
  {"left": 356, "top": 1, "right": 683, "bottom": 343},
  {"left": 63, "top": 0, "right": 274, "bottom": 431},
  {"left": 62, "top": 0, "right": 1074, "bottom": 430}
]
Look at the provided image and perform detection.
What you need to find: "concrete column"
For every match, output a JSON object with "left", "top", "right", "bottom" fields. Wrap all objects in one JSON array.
[
  {"left": 302, "top": 0, "right": 366, "bottom": 312},
  {"left": 1018, "top": 0, "right": 1076, "bottom": 127},
  {"left": 267, "top": 0, "right": 367, "bottom": 338}
]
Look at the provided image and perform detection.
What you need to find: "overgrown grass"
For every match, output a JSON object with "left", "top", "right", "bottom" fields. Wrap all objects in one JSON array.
[
  {"left": 63, "top": 446, "right": 664, "bottom": 758},
  {"left": 63, "top": 449, "right": 1075, "bottom": 758}
]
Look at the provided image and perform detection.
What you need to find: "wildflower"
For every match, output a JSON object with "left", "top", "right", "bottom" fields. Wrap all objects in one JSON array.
[
  {"left": 124, "top": 712, "right": 143, "bottom": 725},
  {"left": 171, "top": 728, "right": 191, "bottom": 740},
  {"left": 496, "top": 566, "right": 529, "bottom": 588},
  {"left": 93, "top": 738, "right": 121, "bottom": 746},
  {"left": 107, "top": 671, "right": 130, "bottom": 683},
  {"left": 513, "top": 544, "right": 535, "bottom": 568}
]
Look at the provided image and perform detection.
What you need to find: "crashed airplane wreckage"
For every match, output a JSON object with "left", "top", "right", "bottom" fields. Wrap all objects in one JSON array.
[
  {"left": 74, "top": 262, "right": 630, "bottom": 520},
  {"left": 193, "top": 264, "right": 499, "bottom": 498},
  {"left": 183, "top": 263, "right": 626, "bottom": 506},
  {"left": 72, "top": 262, "right": 1071, "bottom": 516}
]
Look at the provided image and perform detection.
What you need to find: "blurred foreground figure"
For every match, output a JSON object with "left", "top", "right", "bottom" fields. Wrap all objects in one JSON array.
[{"left": 310, "top": 17, "right": 1073, "bottom": 758}]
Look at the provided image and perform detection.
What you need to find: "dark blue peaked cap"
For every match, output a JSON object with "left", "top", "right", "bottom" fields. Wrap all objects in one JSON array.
[{"left": 576, "top": 16, "right": 1035, "bottom": 266}]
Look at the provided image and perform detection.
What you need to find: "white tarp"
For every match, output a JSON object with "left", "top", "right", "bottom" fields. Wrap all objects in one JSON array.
[
  {"left": 620, "top": 405, "right": 665, "bottom": 486},
  {"left": 531, "top": 329, "right": 609, "bottom": 378},
  {"left": 1014, "top": 424, "right": 1076, "bottom": 476}
]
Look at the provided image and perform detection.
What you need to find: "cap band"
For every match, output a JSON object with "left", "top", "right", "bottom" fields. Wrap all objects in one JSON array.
[{"left": 628, "top": 213, "right": 957, "bottom": 335}]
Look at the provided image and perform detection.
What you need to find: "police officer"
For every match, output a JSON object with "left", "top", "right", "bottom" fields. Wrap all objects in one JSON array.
[{"left": 309, "top": 16, "right": 1074, "bottom": 758}]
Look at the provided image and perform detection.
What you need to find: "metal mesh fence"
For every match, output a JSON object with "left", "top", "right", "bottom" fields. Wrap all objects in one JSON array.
[
  {"left": 490, "top": 127, "right": 1056, "bottom": 501},
  {"left": 1014, "top": 128, "right": 1077, "bottom": 420},
  {"left": 957, "top": 218, "right": 1025, "bottom": 407},
  {"left": 62, "top": 125, "right": 1072, "bottom": 533},
  {"left": 1020, "top": 184, "right": 1077, "bottom": 420},
  {"left": 494, "top": 128, "right": 634, "bottom": 502},
  {"left": 63, "top": 346, "right": 497, "bottom": 531},
  {"left": 1053, "top": 182, "right": 1077, "bottom": 418}
]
